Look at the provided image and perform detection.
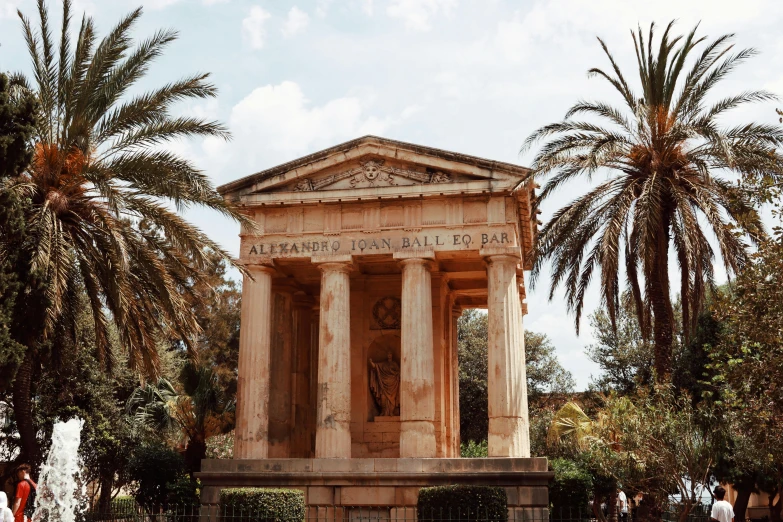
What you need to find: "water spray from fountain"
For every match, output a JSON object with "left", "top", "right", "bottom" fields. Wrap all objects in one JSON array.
[{"left": 32, "top": 418, "right": 85, "bottom": 522}]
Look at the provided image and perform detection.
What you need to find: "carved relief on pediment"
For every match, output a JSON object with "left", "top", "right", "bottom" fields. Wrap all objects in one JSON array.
[{"left": 287, "top": 159, "right": 453, "bottom": 192}]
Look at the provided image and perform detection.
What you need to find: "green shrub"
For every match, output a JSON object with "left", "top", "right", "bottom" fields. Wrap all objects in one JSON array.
[
  {"left": 417, "top": 485, "right": 507, "bottom": 521},
  {"left": 460, "top": 439, "right": 488, "bottom": 457},
  {"left": 125, "top": 442, "right": 188, "bottom": 508},
  {"left": 549, "top": 458, "right": 593, "bottom": 516},
  {"left": 220, "top": 488, "right": 305, "bottom": 522}
]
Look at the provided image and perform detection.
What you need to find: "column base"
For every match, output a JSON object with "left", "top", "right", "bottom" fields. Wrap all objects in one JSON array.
[
  {"left": 400, "top": 420, "right": 436, "bottom": 457},
  {"left": 315, "top": 423, "right": 352, "bottom": 458},
  {"left": 199, "top": 457, "right": 552, "bottom": 511},
  {"left": 489, "top": 417, "right": 530, "bottom": 457}
]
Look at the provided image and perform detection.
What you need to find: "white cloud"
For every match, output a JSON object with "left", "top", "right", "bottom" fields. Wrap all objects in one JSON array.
[
  {"left": 186, "top": 82, "right": 418, "bottom": 185},
  {"left": 386, "top": 0, "right": 457, "bottom": 31},
  {"left": 227, "top": 81, "right": 390, "bottom": 167},
  {"left": 242, "top": 6, "right": 271, "bottom": 50},
  {"left": 0, "top": 0, "right": 16, "bottom": 19},
  {"left": 203, "top": 0, "right": 230, "bottom": 4},
  {"left": 360, "top": 0, "right": 374, "bottom": 16},
  {"left": 315, "top": 0, "right": 333, "bottom": 17},
  {"left": 142, "top": 0, "right": 182, "bottom": 10},
  {"left": 282, "top": 7, "right": 310, "bottom": 37}
]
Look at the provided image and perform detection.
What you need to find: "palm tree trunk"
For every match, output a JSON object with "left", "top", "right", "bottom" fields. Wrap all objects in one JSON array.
[
  {"left": 650, "top": 221, "right": 674, "bottom": 381},
  {"left": 12, "top": 349, "right": 39, "bottom": 466}
]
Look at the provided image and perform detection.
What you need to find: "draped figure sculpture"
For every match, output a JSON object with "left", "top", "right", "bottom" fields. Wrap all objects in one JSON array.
[{"left": 369, "top": 352, "right": 400, "bottom": 416}]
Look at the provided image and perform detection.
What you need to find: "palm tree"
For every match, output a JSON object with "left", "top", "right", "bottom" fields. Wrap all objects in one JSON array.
[
  {"left": 523, "top": 21, "right": 779, "bottom": 380},
  {"left": 1, "top": 0, "right": 249, "bottom": 464},
  {"left": 127, "top": 363, "right": 234, "bottom": 475}
]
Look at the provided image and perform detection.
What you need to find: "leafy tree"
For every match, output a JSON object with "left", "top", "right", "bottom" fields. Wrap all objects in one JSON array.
[
  {"left": 3, "top": 0, "right": 249, "bottom": 464},
  {"left": 586, "top": 300, "right": 655, "bottom": 394},
  {"left": 170, "top": 250, "right": 241, "bottom": 398},
  {"left": 549, "top": 389, "right": 722, "bottom": 522},
  {"left": 0, "top": 71, "right": 37, "bottom": 385},
  {"left": 706, "top": 237, "right": 783, "bottom": 522},
  {"left": 549, "top": 458, "right": 594, "bottom": 515},
  {"left": 523, "top": 21, "right": 775, "bottom": 381},
  {"left": 457, "top": 309, "right": 574, "bottom": 443},
  {"left": 124, "top": 441, "right": 191, "bottom": 509}
]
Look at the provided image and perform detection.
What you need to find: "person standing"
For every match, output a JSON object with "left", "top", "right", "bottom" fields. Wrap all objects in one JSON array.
[
  {"left": 11, "top": 464, "right": 36, "bottom": 522},
  {"left": 0, "top": 492, "right": 14, "bottom": 522},
  {"left": 617, "top": 487, "right": 629, "bottom": 522},
  {"left": 711, "top": 486, "right": 735, "bottom": 522}
]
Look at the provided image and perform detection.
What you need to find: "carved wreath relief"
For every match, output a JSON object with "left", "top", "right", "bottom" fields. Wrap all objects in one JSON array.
[
  {"left": 292, "top": 159, "right": 451, "bottom": 191},
  {"left": 373, "top": 296, "right": 402, "bottom": 329}
]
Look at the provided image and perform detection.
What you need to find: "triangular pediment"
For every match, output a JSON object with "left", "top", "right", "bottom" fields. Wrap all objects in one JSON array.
[
  {"left": 274, "top": 157, "right": 482, "bottom": 193},
  {"left": 218, "top": 136, "right": 530, "bottom": 204}
]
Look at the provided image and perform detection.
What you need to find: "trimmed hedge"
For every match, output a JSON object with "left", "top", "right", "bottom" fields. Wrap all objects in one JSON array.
[
  {"left": 417, "top": 485, "right": 508, "bottom": 521},
  {"left": 220, "top": 488, "right": 305, "bottom": 522}
]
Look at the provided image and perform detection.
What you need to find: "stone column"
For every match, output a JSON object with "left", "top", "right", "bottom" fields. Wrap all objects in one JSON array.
[
  {"left": 482, "top": 247, "right": 530, "bottom": 457},
  {"left": 291, "top": 293, "right": 313, "bottom": 457},
  {"left": 312, "top": 255, "right": 353, "bottom": 458},
  {"left": 234, "top": 262, "right": 275, "bottom": 459},
  {"left": 394, "top": 251, "right": 437, "bottom": 458}
]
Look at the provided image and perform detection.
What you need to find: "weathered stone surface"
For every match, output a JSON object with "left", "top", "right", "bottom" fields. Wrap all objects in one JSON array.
[
  {"left": 234, "top": 264, "right": 275, "bottom": 459},
  {"left": 483, "top": 248, "right": 531, "bottom": 458},
  {"left": 223, "top": 137, "right": 539, "bottom": 465},
  {"left": 314, "top": 258, "right": 353, "bottom": 458},
  {"left": 197, "top": 457, "right": 554, "bottom": 508},
  {"left": 397, "top": 255, "right": 437, "bottom": 458}
]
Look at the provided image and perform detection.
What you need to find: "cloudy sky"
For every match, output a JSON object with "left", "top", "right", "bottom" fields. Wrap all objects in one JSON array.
[{"left": 2, "top": 0, "right": 782, "bottom": 389}]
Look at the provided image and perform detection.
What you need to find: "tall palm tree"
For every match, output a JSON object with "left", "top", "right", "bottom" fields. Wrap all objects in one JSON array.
[
  {"left": 523, "top": 21, "right": 779, "bottom": 380},
  {"left": 1, "top": 0, "right": 249, "bottom": 464}
]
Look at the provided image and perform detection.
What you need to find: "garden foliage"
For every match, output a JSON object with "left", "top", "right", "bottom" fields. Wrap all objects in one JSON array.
[
  {"left": 220, "top": 488, "right": 306, "bottom": 522},
  {"left": 417, "top": 485, "right": 507, "bottom": 521}
]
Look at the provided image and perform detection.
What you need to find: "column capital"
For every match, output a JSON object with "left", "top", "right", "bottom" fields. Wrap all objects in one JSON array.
[
  {"left": 480, "top": 246, "right": 522, "bottom": 261},
  {"left": 312, "top": 253, "right": 353, "bottom": 269},
  {"left": 393, "top": 248, "right": 435, "bottom": 262},
  {"left": 240, "top": 257, "right": 276, "bottom": 275}
]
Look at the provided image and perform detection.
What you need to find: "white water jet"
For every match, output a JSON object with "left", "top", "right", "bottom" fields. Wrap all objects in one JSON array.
[{"left": 33, "top": 418, "right": 85, "bottom": 522}]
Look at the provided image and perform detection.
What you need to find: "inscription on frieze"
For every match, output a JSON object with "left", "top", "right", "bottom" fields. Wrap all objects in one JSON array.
[{"left": 244, "top": 229, "right": 513, "bottom": 257}]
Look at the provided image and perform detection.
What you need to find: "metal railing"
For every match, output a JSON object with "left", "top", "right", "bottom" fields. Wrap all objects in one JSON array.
[{"left": 79, "top": 502, "right": 717, "bottom": 522}]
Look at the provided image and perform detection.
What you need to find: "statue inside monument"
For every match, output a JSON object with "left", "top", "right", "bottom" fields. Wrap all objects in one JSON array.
[{"left": 369, "top": 351, "right": 400, "bottom": 416}]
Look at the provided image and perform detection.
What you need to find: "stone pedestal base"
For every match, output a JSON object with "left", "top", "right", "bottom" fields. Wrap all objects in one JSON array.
[{"left": 198, "top": 458, "right": 552, "bottom": 518}]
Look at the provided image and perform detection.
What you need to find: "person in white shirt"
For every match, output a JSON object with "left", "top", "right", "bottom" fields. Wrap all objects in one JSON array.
[
  {"left": 711, "top": 486, "right": 735, "bottom": 522},
  {"left": 617, "top": 488, "right": 628, "bottom": 522},
  {"left": 0, "top": 492, "right": 14, "bottom": 522}
]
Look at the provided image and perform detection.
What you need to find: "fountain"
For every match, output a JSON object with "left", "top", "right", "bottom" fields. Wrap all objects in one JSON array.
[{"left": 32, "top": 418, "right": 85, "bottom": 522}]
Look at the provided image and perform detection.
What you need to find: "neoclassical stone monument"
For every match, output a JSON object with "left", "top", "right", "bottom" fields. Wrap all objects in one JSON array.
[{"left": 198, "top": 136, "right": 551, "bottom": 514}]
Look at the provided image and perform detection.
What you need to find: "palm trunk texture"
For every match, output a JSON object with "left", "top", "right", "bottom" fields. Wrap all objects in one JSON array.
[
  {"left": 651, "top": 220, "right": 674, "bottom": 381},
  {"left": 12, "top": 349, "right": 39, "bottom": 466}
]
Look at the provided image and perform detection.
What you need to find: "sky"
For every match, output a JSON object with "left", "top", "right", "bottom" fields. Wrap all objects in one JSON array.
[{"left": 1, "top": 0, "right": 782, "bottom": 390}]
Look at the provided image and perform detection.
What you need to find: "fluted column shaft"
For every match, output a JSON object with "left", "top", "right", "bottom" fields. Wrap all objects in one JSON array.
[
  {"left": 234, "top": 264, "right": 275, "bottom": 459},
  {"left": 398, "top": 256, "right": 437, "bottom": 457},
  {"left": 485, "top": 252, "right": 530, "bottom": 457},
  {"left": 314, "top": 258, "right": 352, "bottom": 458}
]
